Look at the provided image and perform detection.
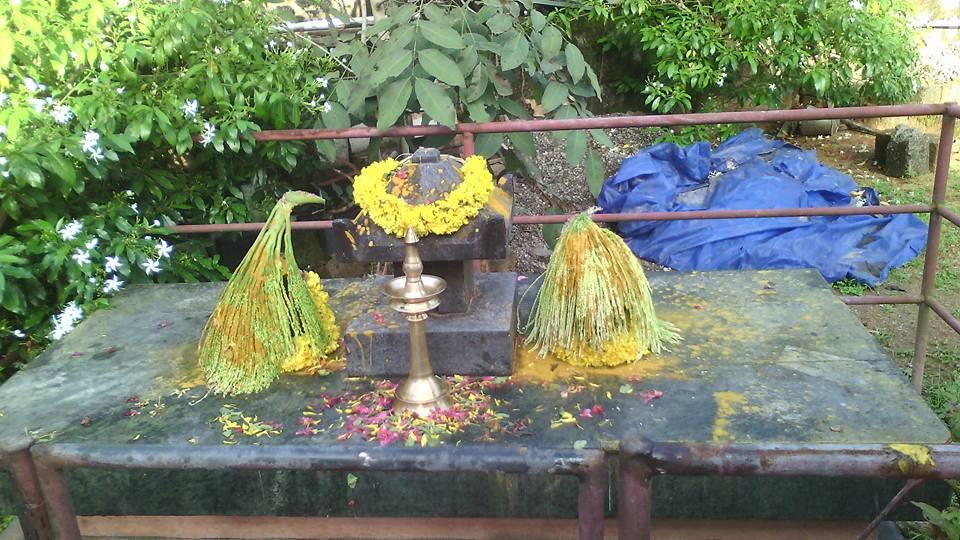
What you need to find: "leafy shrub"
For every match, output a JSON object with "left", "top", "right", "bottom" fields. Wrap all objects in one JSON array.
[
  {"left": 561, "top": 0, "right": 920, "bottom": 114},
  {"left": 315, "top": 0, "right": 612, "bottom": 193},
  {"left": 0, "top": 0, "right": 341, "bottom": 369}
]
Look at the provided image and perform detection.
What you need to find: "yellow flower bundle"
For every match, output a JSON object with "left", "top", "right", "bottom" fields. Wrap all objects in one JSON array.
[
  {"left": 522, "top": 214, "right": 681, "bottom": 367},
  {"left": 197, "top": 191, "right": 339, "bottom": 395}
]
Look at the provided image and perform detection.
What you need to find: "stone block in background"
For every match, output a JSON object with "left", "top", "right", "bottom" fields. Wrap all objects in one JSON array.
[
  {"left": 882, "top": 124, "right": 931, "bottom": 177},
  {"left": 874, "top": 133, "right": 890, "bottom": 168}
]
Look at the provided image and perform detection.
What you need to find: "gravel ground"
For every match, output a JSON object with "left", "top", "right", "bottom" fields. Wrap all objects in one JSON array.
[{"left": 508, "top": 126, "right": 660, "bottom": 273}]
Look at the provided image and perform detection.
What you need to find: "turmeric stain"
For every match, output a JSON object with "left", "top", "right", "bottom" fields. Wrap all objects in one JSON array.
[
  {"left": 513, "top": 341, "right": 685, "bottom": 384},
  {"left": 890, "top": 444, "right": 936, "bottom": 473},
  {"left": 711, "top": 391, "right": 760, "bottom": 442}
]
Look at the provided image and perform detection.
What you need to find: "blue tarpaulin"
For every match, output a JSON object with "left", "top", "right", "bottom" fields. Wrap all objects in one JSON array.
[{"left": 597, "top": 128, "right": 927, "bottom": 286}]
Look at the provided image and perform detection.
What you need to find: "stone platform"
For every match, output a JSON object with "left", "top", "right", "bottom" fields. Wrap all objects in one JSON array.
[
  {"left": 0, "top": 269, "right": 949, "bottom": 521},
  {"left": 344, "top": 272, "right": 516, "bottom": 376}
]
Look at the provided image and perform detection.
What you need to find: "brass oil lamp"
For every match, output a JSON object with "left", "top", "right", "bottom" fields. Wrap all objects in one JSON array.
[{"left": 383, "top": 227, "right": 452, "bottom": 415}]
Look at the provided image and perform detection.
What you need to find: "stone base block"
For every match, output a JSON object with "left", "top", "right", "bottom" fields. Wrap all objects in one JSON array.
[{"left": 344, "top": 272, "right": 517, "bottom": 376}]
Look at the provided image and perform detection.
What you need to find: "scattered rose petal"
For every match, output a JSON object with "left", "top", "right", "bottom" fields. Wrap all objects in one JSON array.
[
  {"left": 591, "top": 405, "right": 605, "bottom": 416},
  {"left": 123, "top": 409, "right": 140, "bottom": 417},
  {"left": 158, "top": 321, "right": 173, "bottom": 329},
  {"left": 517, "top": 275, "right": 527, "bottom": 282},
  {"left": 640, "top": 389, "right": 664, "bottom": 404},
  {"left": 579, "top": 408, "right": 593, "bottom": 419},
  {"left": 692, "top": 304, "right": 705, "bottom": 311},
  {"left": 80, "top": 416, "right": 92, "bottom": 426},
  {"left": 126, "top": 395, "right": 140, "bottom": 403},
  {"left": 70, "top": 351, "right": 82, "bottom": 357}
]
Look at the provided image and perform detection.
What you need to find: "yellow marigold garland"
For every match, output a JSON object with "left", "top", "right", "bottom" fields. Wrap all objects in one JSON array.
[{"left": 353, "top": 154, "right": 495, "bottom": 238}]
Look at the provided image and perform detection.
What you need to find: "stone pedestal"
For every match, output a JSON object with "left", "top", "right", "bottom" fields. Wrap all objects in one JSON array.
[{"left": 344, "top": 272, "right": 516, "bottom": 376}]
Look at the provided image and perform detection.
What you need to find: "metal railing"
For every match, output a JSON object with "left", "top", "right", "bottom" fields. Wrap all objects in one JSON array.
[
  {"left": 172, "top": 102, "right": 960, "bottom": 392},
  {"left": 619, "top": 437, "right": 960, "bottom": 540},
  {"left": 29, "top": 443, "right": 605, "bottom": 540}
]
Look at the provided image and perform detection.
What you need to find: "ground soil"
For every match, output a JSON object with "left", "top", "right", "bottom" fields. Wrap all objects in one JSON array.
[{"left": 520, "top": 124, "right": 960, "bottom": 386}]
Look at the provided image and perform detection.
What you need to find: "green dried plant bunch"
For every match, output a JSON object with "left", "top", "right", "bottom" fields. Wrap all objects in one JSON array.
[
  {"left": 198, "top": 191, "right": 333, "bottom": 395},
  {"left": 522, "top": 213, "right": 680, "bottom": 367}
]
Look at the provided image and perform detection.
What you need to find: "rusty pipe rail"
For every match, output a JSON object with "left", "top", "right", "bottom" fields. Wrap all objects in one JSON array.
[
  {"left": 0, "top": 437, "right": 49, "bottom": 540},
  {"left": 172, "top": 204, "right": 933, "bottom": 234},
  {"left": 30, "top": 443, "right": 606, "bottom": 540},
  {"left": 618, "top": 438, "right": 960, "bottom": 540},
  {"left": 251, "top": 103, "right": 948, "bottom": 141}
]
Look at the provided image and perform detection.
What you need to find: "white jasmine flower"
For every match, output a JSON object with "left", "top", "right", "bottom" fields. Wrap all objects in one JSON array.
[
  {"left": 316, "top": 76, "right": 329, "bottom": 88},
  {"left": 23, "top": 77, "right": 39, "bottom": 92},
  {"left": 214, "top": 47, "right": 221, "bottom": 54},
  {"left": 105, "top": 256, "right": 122, "bottom": 273},
  {"left": 117, "top": 0, "right": 129, "bottom": 7},
  {"left": 156, "top": 239, "right": 173, "bottom": 258},
  {"left": 152, "top": 219, "right": 161, "bottom": 227},
  {"left": 12, "top": 329, "right": 25, "bottom": 339},
  {"left": 29, "top": 98, "right": 46, "bottom": 113},
  {"left": 99, "top": 61, "right": 108, "bottom": 71},
  {"left": 59, "top": 220, "right": 83, "bottom": 241},
  {"left": 103, "top": 275, "right": 124, "bottom": 294},
  {"left": 85, "top": 238, "right": 99, "bottom": 250},
  {"left": 127, "top": 14, "right": 136, "bottom": 22},
  {"left": 125, "top": 189, "right": 134, "bottom": 196},
  {"left": 308, "top": 99, "right": 316, "bottom": 108},
  {"left": 116, "top": 87, "right": 125, "bottom": 95},
  {"left": 88, "top": 147, "right": 105, "bottom": 163},
  {"left": 81, "top": 131, "right": 100, "bottom": 154},
  {"left": 71, "top": 249, "right": 91, "bottom": 265},
  {"left": 51, "top": 105, "right": 74, "bottom": 124},
  {"left": 0, "top": 93, "right": 8, "bottom": 106},
  {"left": 88, "top": 277, "right": 96, "bottom": 283},
  {"left": 268, "top": 39, "right": 277, "bottom": 48},
  {"left": 182, "top": 99, "right": 199, "bottom": 118},
  {"left": 322, "top": 101, "right": 332, "bottom": 113},
  {"left": 131, "top": 203, "right": 139, "bottom": 214},
  {"left": 69, "top": 51, "right": 78, "bottom": 60},
  {"left": 200, "top": 122, "right": 216, "bottom": 146},
  {"left": 0, "top": 156, "right": 6, "bottom": 166},
  {"left": 143, "top": 259, "right": 161, "bottom": 275},
  {"left": 768, "top": 83, "right": 777, "bottom": 91},
  {"left": 50, "top": 301, "right": 84, "bottom": 340},
  {"left": 849, "top": 0, "right": 863, "bottom": 8},
  {"left": 286, "top": 40, "right": 294, "bottom": 48}
]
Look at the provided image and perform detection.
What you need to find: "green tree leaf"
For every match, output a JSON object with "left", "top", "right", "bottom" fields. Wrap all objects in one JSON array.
[
  {"left": 322, "top": 102, "right": 351, "bottom": 129},
  {"left": 414, "top": 77, "right": 456, "bottom": 128},
  {"left": 565, "top": 43, "right": 586, "bottom": 82},
  {"left": 540, "top": 81, "right": 568, "bottom": 113},
  {"left": 498, "top": 31, "right": 529, "bottom": 71},
  {"left": 418, "top": 49, "right": 466, "bottom": 87},
  {"left": 377, "top": 78, "right": 412, "bottom": 131},
  {"left": 541, "top": 206, "right": 564, "bottom": 249},
  {"left": 474, "top": 132, "right": 503, "bottom": 158},
  {"left": 565, "top": 130, "right": 586, "bottom": 166},
  {"left": 486, "top": 14, "right": 513, "bottom": 35},
  {"left": 418, "top": 20, "right": 465, "bottom": 49},
  {"left": 371, "top": 49, "right": 413, "bottom": 85},
  {"left": 585, "top": 149, "right": 605, "bottom": 198},
  {"left": 508, "top": 132, "right": 537, "bottom": 156},
  {"left": 540, "top": 26, "right": 562, "bottom": 59}
]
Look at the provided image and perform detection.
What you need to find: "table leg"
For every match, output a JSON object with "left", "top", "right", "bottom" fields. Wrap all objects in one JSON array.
[
  {"left": 618, "top": 453, "right": 652, "bottom": 540},
  {"left": 578, "top": 457, "right": 606, "bottom": 540},
  {"left": 32, "top": 461, "right": 81, "bottom": 540},
  {"left": 9, "top": 448, "right": 50, "bottom": 540}
]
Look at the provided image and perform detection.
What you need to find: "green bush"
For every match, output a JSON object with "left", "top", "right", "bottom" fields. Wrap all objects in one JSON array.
[
  {"left": 314, "top": 0, "right": 612, "bottom": 193},
  {"left": 561, "top": 0, "right": 920, "bottom": 114},
  {"left": 0, "top": 0, "right": 341, "bottom": 369}
]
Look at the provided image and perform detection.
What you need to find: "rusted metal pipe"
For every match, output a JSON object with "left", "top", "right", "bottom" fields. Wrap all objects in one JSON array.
[
  {"left": 576, "top": 452, "right": 607, "bottom": 540},
  {"left": 250, "top": 104, "right": 946, "bottom": 142},
  {"left": 619, "top": 443, "right": 654, "bottom": 540},
  {"left": 620, "top": 439, "right": 960, "bottom": 478},
  {"left": 856, "top": 478, "right": 926, "bottom": 540},
  {"left": 912, "top": 114, "right": 956, "bottom": 391},
  {"left": 929, "top": 298, "right": 960, "bottom": 335},
  {"left": 841, "top": 295, "right": 923, "bottom": 305},
  {"left": 32, "top": 443, "right": 599, "bottom": 476},
  {"left": 171, "top": 204, "right": 933, "bottom": 235},
  {"left": 940, "top": 207, "right": 960, "bottom": 229},
  {"left": 461, "top": 131, "right": 475, "bottom": 157},
  {"left": 946, "top": 102, "right": 960, "bottom": 119},
  {"left": 3, "top": 437, "right": 50, "bottom": 540},
  {"left": 32, "top": 461, "right": 81, "bottom": 540}
]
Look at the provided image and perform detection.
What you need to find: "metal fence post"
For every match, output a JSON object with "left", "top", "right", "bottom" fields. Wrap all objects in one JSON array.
[
  {"left": 912, "top": 113, "right": 956, "bottom": 391},
  {"left": 619, "top": 441, "right": 654, "bottom": 540}
]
